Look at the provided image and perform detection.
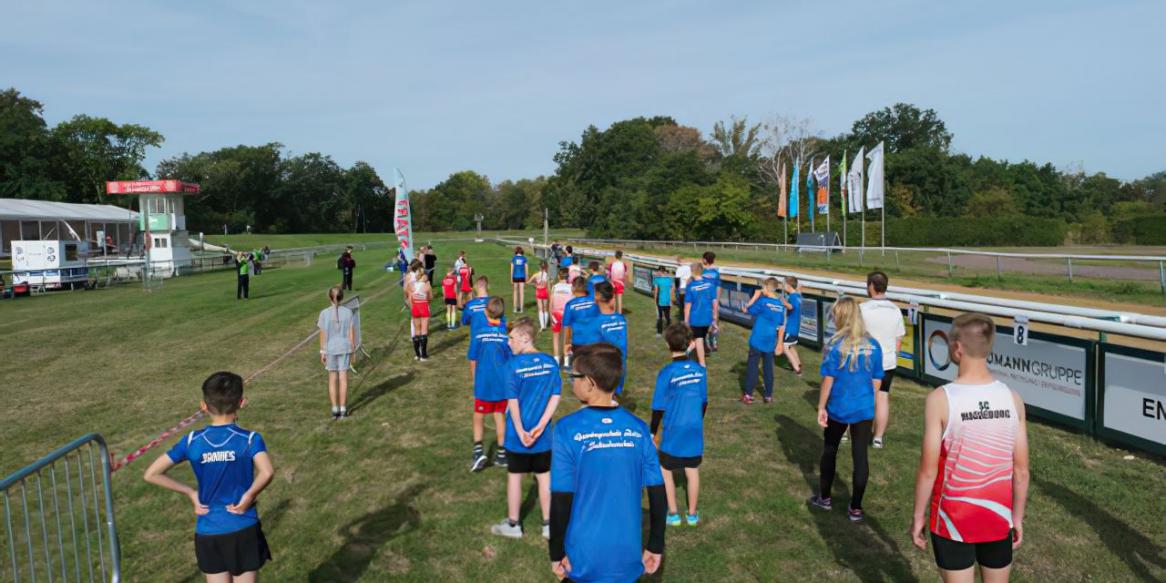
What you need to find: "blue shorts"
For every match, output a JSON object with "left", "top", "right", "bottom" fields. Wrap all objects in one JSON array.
[{"left": 325, "top": 353, "right": 351, "bottom": 371}]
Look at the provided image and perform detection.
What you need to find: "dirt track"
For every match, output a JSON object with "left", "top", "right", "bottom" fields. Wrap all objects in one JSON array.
[{"left": 932, "top": 254, "right": 1162, "bottom": 282}]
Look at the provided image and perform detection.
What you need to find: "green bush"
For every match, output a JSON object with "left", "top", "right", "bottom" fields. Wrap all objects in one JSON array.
[
  {"left": 1112, "top": 215, "right": 1166, "bottom": 244},
  {"left": 884, "top": 216, "right": 1068, "bottom": 246}
]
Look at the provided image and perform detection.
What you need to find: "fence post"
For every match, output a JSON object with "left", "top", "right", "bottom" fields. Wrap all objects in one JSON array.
[
  {"left": 995, "top": 256, "right": 1002, "bottom": 280},
  {"left": 1159, "top": 261, "right": 1165, "bottom": 295},
  {"left": 895, "top": 251, "right": 901, "bottom": 271},
  {"left": 1067, "top": 257, "right": 1074, "bottom": 284},
  {"left": 946, "top": 251, "right": 953, "bottom": 278}
]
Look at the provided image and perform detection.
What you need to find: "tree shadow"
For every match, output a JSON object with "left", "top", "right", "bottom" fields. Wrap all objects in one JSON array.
[
  {"left": 1035, "top": 477, "right": 1165, "bottom": 582},
  {"left": 171, "top": 498, "right": 294, "bottom": 583},
  {"left": 307, "top": 484, "right": 425, "bottom": 583},
  {"left": 347, "top": 372, "right": 415, "bottom": 414},
  {"left": 775, "top": 414, "right": 918, "bottom": 583}
]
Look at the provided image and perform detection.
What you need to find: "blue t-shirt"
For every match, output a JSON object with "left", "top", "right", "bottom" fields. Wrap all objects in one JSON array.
[
  {"left": 166, "top": 424, "right": 268, "bottom": 535},
  {"left": 512, "top": 255, "right": 528, "bottom": 280},
  {"left": 684, "top": 279, "right": 717, "bottom": 327},
  {"left": 551, "top": 407, "right": 664, "bottom": 583},
  {"left": 596, "top": 312, "right": 628, "bottom": 395},
  {"left": 819, "top": 336, "right": 884, "bottom": 424},
  {"left": 651, "top": 360, "right": 708, "bottom": 458},
  {"left": 784, "top": 292, "right": 803, "bottom": 338},
  {"left": 652, "top": 276, "right": 673, "bottom": 307},
  {"left": 586, "top": 273, "right": 607, "bottom": 296},
  {"left": 463, "top": 297, "right": 506, "bottom": 357},
  {"left": 703, "top": 266, "right": 721, "bottom": 287},
  {"left": 469, "top": 322, "right": 512, "bottom": 401},
  {"left": 503, "top": 352, "right": 561, "bottom": 453},
  {"left": 747, "top": 296, "right": 786, "bottom": 352},
  {"left": 562, "top": 296, "right": 601, "bottom": 345},
  {"left": 560, "top": 256, "right": 574, "bottom": 268}
]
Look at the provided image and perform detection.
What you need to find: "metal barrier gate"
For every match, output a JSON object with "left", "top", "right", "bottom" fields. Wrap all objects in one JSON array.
[{"left": 1, "top": 434, "right": 120, "bottom": 582}]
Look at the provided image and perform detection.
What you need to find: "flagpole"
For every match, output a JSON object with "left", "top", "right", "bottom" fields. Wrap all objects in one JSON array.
[
  {"left": 881, "top": 176, "right": 887, "bottom": 255},
  {"left": 860, "top": 154, "right": 866, "bottom": 256}
]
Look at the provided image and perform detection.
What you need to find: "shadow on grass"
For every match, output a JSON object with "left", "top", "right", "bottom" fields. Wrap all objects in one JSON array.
[
  {"left": 425, "top": 332, "right": 466, "bottom": 358},
  {"left": 775, "top": 414, "right": 918, "bottom": 583},
  {"left": 172, "top": 498, "right": 294, "bottom": 583},
  {"left": 307, "top": 484, "right": 425, "bottom": 583},
  {"left": 347, "top": 372, "right": 416, "bottom": 414},
  {"left": 1035, "top": 478, "right": 1165, "bottom": 582}
]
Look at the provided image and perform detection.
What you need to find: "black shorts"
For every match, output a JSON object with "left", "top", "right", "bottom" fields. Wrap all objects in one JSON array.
[
  {"left": 659, "top": 452, "right": 702, "bottom": 470},
  {"left": 931, "top": 532, "right": 1012, "bottom": 571},
  {"left": 691, "top": 326, "right": 709, "bottom": 339},
  {"left": 444, "top": 298, "right": 457, "bottom": 306},
  {"left": 513, "top": 277, "right": 526, "bottom": 283},
  {"left": 783, "top": 336, "right": 799, "bottom": 346},
  {"left": 507, "top": 451, "right": 551, "bottom": 474},
  {"left": 879, "top": 368, "right": 896, "bottom": 393},
  {"left": 195, "top": 523, "right": 271, "bottom": 575}
]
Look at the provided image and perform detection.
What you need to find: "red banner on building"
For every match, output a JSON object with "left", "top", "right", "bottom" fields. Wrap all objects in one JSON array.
[{"left": 106, "top": 180, "right": 201, "bottom": 194}]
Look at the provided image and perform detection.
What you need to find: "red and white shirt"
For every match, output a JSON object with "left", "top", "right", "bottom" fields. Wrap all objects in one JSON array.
[{"left": 929, "top": 381, "right": 1019, "bottom": 543}]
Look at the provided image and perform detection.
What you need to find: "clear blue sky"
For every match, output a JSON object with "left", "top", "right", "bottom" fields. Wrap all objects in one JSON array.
[{"left": 3, "top": 0, "right": 1163, "bottom": 188}]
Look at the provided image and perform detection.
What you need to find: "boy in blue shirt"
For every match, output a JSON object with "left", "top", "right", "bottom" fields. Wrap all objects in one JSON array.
[
  {"left": 683, "top": 263, "right": 717, "bottom": 367},
  {"left": 652, "top": 265, "right": 675, "bottom": 336},
  {"left": 593, "top": 281, "right": 628, "bottom": 396},
  {"left": 585, "top": 260, "right": 607, "bottom": 296},
  {"left": 781, "top": 276, "right": 804, "bottom": 376},
  {"left": 144, "top": 372, "right": 275, "bottom": 580},
  {"left": 550, "top": 343, "right": 667, "bottom": 583},
  {"left": 510, "top": 246, "right": 528, "bottom": 314},
  {"left": 742, "top": 277, "right": 786, "bottom": 404},
  {"left": 650, "top": 324, "right": 709, "bottom": 527},
  {"left": 810, "top": 297, "right": 884, "bottom": 522},
  {"left": 701, "top": 251, "right": 722, "bottom": 353},
  {"left": 561, "top": 277, "right": 599, "bottom": 370},
  {"left": 491, "top": 317, "right": 561, "bottom": 540},
  {"left": 469, "top": 297, "right": 513, "bottom": 472},
  {"left": 463, "top": 276, "right": 506, "bottom": 377}
]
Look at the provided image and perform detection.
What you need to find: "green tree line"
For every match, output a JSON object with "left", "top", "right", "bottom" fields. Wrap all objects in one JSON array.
[{"left": 4, "top": 87, "right": 1164, "bottom": 242}]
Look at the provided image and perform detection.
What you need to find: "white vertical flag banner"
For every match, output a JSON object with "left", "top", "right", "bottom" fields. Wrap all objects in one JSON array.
[
  {"left": 847, "top": 145, "right": 865, "bottom": 214},
  {"left": 392, "top": 167, "right": 414, "bottom": 260},
  {"left": 865, "top": 141, "right": 885, "bottom": 210}
]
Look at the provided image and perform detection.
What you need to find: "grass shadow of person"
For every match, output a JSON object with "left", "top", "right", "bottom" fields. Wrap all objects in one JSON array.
[
  {"left": 347, "top": 372, "right": 416, "bottom": 415},
  {"left": 1035, "top": 477, "right": 1165, "bottom": 582},
  {"left": 172, "top": 498, "right": 294, "bottom": 583},
  {"left": 307, "top": 484, "right": 425, "bottom": 583},
  {"left": 775, "top": 414, "right": 919, "bottom": 583},
  {"left": 424, "top": 332, "right": 464, "bottom": 358}
]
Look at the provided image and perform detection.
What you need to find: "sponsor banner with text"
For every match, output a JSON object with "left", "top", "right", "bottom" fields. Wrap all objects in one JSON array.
[{"left": 1099, "top": 345, "right": 1166, "bottom": 454}]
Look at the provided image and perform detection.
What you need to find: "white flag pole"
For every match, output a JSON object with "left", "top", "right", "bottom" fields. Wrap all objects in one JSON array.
[{"left": 860, "top": 152, "right": 866, "bottom": 256}]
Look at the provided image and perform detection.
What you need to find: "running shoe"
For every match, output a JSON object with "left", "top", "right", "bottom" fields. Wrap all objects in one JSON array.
[
  {"left": 490, "top": 519, "right": 523, "bottom": 538},
  {"left": 808, "top": 495, "right": 832, "bottom": 511},
  {"left": 470, "top": 452, "right": 488, "bottom": 472},
  {"left": 667, "top": 513, "right": 682, "bottom": 527},
  {"left": 740, "top": 394, "right": 754, "bottom": 405},
  {"left": 495, "top": 450, "right": 508, "bottom": 468},
  {"left": 848, "top": 508, "right": 865, "bottom": 522},
  {"left": 763, "top": 396, "right": 773, "bottom": 404},
  {"left": 685, "top": 512, "right": 700, "bottom": 526},
  {"left": 872, "top": 437, "right": 884, "bottom": 449}
]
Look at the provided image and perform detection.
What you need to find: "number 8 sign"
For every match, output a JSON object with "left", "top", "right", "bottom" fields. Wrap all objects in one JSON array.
[{"left": 1013, "top": 315, "right": 1030, "bottom": 346}]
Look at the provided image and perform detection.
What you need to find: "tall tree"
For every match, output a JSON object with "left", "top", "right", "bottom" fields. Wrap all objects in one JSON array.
[
  {"left": 849, "top": 103, "right": 952, "bottom": 153},
  {"left": 53, "top": 114, "right": 164, "bottom": 204},
  {"left": 0, "top": 89, "right": 67, "bottom": 200}
]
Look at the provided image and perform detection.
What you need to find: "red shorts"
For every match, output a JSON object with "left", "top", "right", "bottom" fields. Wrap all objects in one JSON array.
[
  {"left": 551, "top": 311, "right": 564, "bottom": 333},
  {"left": 536, "top": 287, "right": 549, "bottom": 300},
  {"left": 613, "top": 280, "right": 625, "bottom": 295},
  {"left": 411, "top": 301, "right": 430, "bottom": 318},
  {"left": 474, "top": 399, "right": 507, "bottom": 414}
]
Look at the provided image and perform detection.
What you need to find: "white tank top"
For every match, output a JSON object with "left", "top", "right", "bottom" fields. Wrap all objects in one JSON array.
[
  {"left": 411, "top": 280, "right": 427, "bottom": 302},
  {"left": 929, "top": 380, "right": 1019, "bottom": 543},
  {"left": 551, "top": 282, "right": 573, "bottom": 312},
  {"left": 609, "top": 260, "right": 626, "bottom": 280}
]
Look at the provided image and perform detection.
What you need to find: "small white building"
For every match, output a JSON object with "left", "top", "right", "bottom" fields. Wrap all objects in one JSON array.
[
  {"left": 0, "top": 199, "right": 139, "bottom": 258},
  {"left": 106, "top": 180, "right": 200, "bottom": 272}
]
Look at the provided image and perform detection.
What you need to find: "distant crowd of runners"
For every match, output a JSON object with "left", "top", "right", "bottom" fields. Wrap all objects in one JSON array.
[{"left": 147, "top": 241, "right": 1030, "bottom": 583}]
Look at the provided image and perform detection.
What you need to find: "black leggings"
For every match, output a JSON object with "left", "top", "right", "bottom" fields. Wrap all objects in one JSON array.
[
  {"left": 656, "top": 306, "right": 672, "bottom": 334},
  {"left": 820, "top": 419, "right": 872, "bottom": 510},
  {"left": 236, "top": 275, "right": 249, "bottom": 299}
]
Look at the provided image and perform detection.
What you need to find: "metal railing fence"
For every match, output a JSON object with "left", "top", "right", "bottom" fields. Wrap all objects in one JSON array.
[{"left": 1, "top": 434, "right": 120, "bottom": 582}]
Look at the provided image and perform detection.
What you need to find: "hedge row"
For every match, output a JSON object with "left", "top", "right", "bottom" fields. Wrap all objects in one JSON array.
[
  {"left": 825, "top": 217, "right": 1068, "bottom": 247},
  {"left": 1112, "top": 216, "right": 1166, "bottom": 245}
]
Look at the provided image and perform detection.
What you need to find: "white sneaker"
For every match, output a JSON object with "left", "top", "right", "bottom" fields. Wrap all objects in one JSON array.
[
  {"left": 872, "top": 437, "right": 884, "bottom": 449},
  {"left": 491, "top": 519, "right": 523, "bottom": 538}
]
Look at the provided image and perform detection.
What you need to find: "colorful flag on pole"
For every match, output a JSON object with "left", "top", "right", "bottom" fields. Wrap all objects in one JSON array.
[
  {"left": 806, "top": 159, "right": 816, "bottom": 230},
  {"left": 777, "top": 161, "right": 788, "bottom": 218},
  {"left": 789, "top": 162, "right": 800, "bottom": 219},
  {"left": 814, "top": 156, "right": 830, "bottom": 214},
  {"left": 848, "top": 146, "right": 865, "bottom": 213},
  {"left": 839, "top": 151, "right": 848, "bottom": 211},
  {"left": 865, "top": 142, "right": 885, "bottom": 210},
  {"left": 392, "top": 168, "right": 414, "bottom": 260}
]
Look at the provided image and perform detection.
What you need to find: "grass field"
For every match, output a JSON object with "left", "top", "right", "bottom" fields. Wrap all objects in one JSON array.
[{"left": 2, "top": 239, "right": 1164, "bottom": 582}]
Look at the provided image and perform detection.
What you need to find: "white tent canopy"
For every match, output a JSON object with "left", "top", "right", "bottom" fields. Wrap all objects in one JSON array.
[{"left": 0, "top": 198, "right": 139, "bottom": 257}]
